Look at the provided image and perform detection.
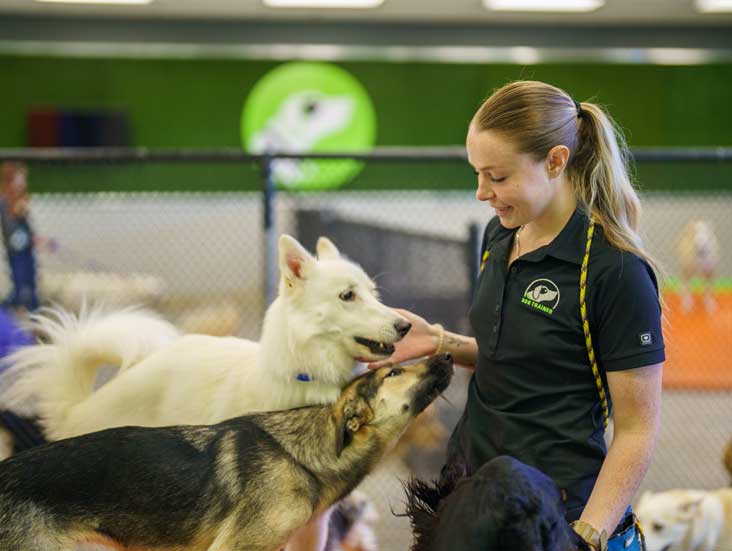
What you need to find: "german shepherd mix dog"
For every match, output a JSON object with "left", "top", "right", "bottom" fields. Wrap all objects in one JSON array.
[{"left": 0, "top": 355, "right": 452, "bottom": 551}]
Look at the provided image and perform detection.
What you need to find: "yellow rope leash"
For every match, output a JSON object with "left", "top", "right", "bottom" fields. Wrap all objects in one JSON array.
[
  {"left": 579, "top": 217, "right": 610, "bottom": 429},
  {"left": 480, "top": 249, "right": 490, "bottom": 273},
  {"left": 580, "top": 217, "right": 649, "bottom": 548}
]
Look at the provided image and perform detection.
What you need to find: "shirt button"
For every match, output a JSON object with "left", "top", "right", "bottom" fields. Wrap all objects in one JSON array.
[
  {"left": 510, "top": 266, "right": 518, "bottom": 274},
  {"left": 492, "top": 325, "right": 498, "bottom": 333}
]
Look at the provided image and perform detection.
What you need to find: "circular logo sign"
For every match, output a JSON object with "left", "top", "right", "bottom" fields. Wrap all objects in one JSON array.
[
  {"left": 524, "top": 279, "right": 561, "bottom": 309},
  {"left": 241, "top": 62, "right": 377, "bottom": 191}
]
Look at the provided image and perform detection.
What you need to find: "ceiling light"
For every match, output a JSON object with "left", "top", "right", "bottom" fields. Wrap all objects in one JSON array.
[
  {"left": 694, "top": 0, "right": 732, "bottom": 12},
  {"left": 483, "top": 0, "right": 604, "bottom": 12},
  {"left": 33, "top": 0, "right": 153, "bottom": 4},
  {"left": 263, "top": 0, "right": 382, "bottom": 7}
]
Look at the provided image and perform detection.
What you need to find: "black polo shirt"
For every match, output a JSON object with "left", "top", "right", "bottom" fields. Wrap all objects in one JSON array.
[{"left": 448, "top": 208, "right": 665, "bottom": 520}]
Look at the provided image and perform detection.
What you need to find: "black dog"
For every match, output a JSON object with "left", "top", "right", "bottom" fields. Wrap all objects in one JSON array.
[{"left": 404, "top": 455, "right": 591, "bottom": 551}]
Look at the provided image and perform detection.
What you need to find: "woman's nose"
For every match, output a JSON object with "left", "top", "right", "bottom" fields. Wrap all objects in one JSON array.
[{"left": 476, "top": 182, "right": 495, "bottom": 202}]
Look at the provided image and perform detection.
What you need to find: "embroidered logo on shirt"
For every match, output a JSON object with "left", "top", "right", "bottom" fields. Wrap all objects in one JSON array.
[
  {"left": 639, "top": 332, "right": 653, "bottom": 346},
  {"left": 521, "top": 279, "right": 561, "bottom": 315}
]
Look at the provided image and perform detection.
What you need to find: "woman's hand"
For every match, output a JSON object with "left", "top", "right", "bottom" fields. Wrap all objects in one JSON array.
[{"left": 368, "top": 308, "right": 440, "bottom": 369}]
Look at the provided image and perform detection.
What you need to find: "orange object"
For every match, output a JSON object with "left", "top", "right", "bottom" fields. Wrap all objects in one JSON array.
[{"left": 661, "top": 292, "right": 732, "bottom": 390}]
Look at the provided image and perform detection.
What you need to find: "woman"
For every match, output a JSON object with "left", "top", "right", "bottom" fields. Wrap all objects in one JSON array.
[{"left": 372, "top": 81, "right": 664, "bottom": 551}]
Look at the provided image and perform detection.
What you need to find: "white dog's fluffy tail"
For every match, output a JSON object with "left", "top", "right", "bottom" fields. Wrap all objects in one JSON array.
[{"left": 0, "top": 305, "right": 180, "bottom": 431}]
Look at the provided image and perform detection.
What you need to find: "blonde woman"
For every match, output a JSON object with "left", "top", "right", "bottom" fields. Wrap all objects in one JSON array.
[{"left": 372, "top": 81, "right": 664, "bottom": 551}]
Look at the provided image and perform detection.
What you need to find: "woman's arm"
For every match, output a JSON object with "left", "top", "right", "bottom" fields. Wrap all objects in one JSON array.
[
  {"left": 579, "top": 362, "right": 663, "bottom": 540},
  {"left": 438, "top": 328, "right": 478, "bottom": 368},
  {"left": 368, "top": 308, "right": 478, "bottom": 369}
]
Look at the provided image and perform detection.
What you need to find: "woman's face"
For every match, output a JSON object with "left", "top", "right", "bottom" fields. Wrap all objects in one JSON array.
[{"left": 466, "top": 125, "right": 555, "bottom": 229}]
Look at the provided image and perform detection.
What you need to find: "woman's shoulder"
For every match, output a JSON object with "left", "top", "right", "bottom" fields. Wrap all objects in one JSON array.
[{"left": 589, "top": 225, "right": 659, "bottom": 290}]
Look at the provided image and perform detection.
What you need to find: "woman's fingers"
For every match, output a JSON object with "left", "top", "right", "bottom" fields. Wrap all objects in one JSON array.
[{"left": 367, "top": 359, "right": 393, "bottom": 370}]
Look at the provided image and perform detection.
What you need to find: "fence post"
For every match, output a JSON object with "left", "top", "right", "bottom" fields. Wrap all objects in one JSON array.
[
  {"left": 261, "top": 156, "right": 278, "bottom": 306},
  {"left": 467, "top": 222, "right": 481, "bottom": 303}
]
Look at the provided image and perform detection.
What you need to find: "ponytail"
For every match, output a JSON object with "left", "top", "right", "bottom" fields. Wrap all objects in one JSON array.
[{"left": 569, "top": 103, "right": 661, "bottom": 274}]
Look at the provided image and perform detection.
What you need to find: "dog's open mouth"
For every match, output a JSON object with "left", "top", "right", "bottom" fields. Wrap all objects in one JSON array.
[{"left": 354, "top": 337, "right": 395, "bottom": 357}]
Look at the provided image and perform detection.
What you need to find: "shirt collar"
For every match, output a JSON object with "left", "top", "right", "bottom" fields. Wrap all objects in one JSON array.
[
  {"left": 511, "top": 207, "right": 590, "bottom": 266},
  {"left": 541, "top": 207, "right": 590, "bottom": 265}
]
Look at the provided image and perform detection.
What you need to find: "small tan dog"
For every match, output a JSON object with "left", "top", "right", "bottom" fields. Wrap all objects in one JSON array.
[
  {"left": 676, "top": 219, "right": 720, "bottom": 313},
  {"left": 636, "top": 488, "right": 732, "bottom": 551}
]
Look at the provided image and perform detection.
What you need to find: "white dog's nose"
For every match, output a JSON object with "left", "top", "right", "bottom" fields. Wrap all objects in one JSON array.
[{"left": 394, "top": 320, "right": 412, "bottom": 338}]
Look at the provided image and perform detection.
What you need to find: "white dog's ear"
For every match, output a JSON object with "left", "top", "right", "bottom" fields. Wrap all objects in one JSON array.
[
  {"left": 279, "top": 235, "right": 315, "bottom": 287},
  {"left": 316, "top": 236, "right": 341, "bottom": 261},
  {"left": 675, "top": 493, "right": 705, "bottom": 521}
]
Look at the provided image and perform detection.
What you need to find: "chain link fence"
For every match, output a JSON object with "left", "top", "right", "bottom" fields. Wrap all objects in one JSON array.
[{"left": 0, "top": 148, "right": 730, "bottom": 549}]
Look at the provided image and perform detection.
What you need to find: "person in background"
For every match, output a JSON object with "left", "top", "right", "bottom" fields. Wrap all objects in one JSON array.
[
  {"left": 0, "top": 161, "right": 39, "bottom": 312},
  {"left": 371, "top": 81, "right": 664, "bottom": 551}
]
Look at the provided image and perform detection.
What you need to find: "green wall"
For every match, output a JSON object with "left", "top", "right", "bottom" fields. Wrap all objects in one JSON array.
[{"left": 2, "top": 55, "right": 732, "bottom": 192}]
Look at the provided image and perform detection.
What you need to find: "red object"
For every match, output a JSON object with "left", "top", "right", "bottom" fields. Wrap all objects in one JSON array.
[{"left": 27, "top": 110, "right": 61, "bottom": 147}]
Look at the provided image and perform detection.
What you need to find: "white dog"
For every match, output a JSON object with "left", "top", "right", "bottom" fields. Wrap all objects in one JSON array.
[
  {"left": 0, "top": 234, "right": 410, "bottom": 441},
  {"left": 636, "top": 488, "right": 732, "bottom": 551}
]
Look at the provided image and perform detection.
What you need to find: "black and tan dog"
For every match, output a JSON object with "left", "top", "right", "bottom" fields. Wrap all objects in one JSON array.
[{"left": 0, "top": 355, "right": 453, "bottom": 551}]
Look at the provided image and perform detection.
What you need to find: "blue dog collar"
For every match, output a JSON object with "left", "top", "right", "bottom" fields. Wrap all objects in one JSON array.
[{"left": 295, "top": 373, "right": 312, "bottom": 382}]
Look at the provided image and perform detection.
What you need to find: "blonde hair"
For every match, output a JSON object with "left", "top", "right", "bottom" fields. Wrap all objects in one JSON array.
[{"left": 473, "top": 80, "right": 660, "bottom": 274}]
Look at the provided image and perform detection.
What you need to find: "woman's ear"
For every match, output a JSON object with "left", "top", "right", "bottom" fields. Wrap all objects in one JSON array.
[{"left": 545, "top": 145, "right": 570, "bottom": 178}]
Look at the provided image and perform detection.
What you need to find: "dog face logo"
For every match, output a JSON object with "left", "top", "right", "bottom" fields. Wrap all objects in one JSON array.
[
  {"left": 521, "top": 279, "right": 560, "bottom": 315},
  {"left": 249, "top": 91, "right": 355, "bottom": 188},
  {"left": 242, "top": 62, "right": 377, "bottom": 190}
]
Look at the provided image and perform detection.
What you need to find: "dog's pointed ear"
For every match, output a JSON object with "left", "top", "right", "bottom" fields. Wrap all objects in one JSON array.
[
  {"left": 279, "top": 235, "right": 315, "bottom": 288},
  {"left": 674, "top": 493, "right": 705, "bottom": 521},
  {"left": 335, "top": 415, "right": 354, "bottom": 458},
  {"left": 334, "top": 397, "right": 374, "bottom": 458},
  {"left": 316, "top": 236, "right": 341, "bottom": 261}
]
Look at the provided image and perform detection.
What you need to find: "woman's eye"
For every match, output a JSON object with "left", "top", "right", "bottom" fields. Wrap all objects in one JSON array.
[
  {"left": 339, "top": 290, "right": 355, "bottom": 301},
  {"left": 490, "top": 176, "right": 507, "bottom": 183}
]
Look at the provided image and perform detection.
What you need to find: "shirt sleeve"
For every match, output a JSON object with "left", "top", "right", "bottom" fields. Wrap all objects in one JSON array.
[{"left": 590, "top": 252, "right": 666, "bottom": 371}]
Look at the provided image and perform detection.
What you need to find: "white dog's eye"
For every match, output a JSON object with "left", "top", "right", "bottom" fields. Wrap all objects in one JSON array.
[
  {"left": 651, "top": 522, "right": 664, "bottom": 532},
  {"left": 339, "top": 290, "right": 355, "bottom": 302}
]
